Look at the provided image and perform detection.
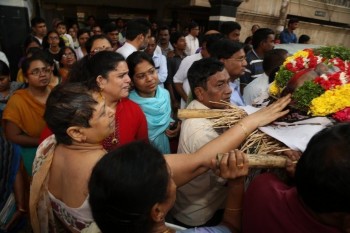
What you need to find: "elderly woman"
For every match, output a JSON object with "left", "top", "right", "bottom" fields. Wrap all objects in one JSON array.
[
  {"left": 127, "top": 51, "right": 180, "bottom": 154},
  {"left": 30, "top": 83, "right": 115, "bottom": 233},
  {"left": 30, "top": 82, "right": 291, "bottom": 232}
]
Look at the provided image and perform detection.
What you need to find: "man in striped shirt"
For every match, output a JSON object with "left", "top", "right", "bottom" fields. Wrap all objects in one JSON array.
[{"left": 240, "top": 28, "right": 275, "bottom": 88}]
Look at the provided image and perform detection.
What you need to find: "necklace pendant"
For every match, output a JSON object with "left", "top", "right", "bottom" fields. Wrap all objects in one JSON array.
[{"left": 111, "top": 138, "right": 118, "bottom": 144}]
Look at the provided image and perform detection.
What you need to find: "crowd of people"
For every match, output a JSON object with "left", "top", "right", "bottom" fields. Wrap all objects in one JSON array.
[{"left": 0, "top": 14, "right": 348, "bottom": 233}]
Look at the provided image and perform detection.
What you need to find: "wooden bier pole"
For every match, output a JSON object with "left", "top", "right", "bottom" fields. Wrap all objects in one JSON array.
[
  {"left": 178, "top": 109, "right": 228, "bottom": 119},
  {"left": 217, "top": 153, "right": 292, "bottom": 168}
]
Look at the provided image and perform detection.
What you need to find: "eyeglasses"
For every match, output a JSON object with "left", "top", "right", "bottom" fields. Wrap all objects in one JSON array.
[
  {"left": 134, "top": 67, "right": 157, "bottom": 80},
  {"left": 62, "top": 52, "right": 75, "bottom": 58},
  {"left": 227, "top": 56, "right": 246, "bottom": 64},
  {"left": 28, "top": 67, "right": 51, "bottom": 76}
]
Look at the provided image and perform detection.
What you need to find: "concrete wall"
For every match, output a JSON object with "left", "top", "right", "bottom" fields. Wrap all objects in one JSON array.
[{"left": 236, "top": 0, "right": 350, "bottom": 47}]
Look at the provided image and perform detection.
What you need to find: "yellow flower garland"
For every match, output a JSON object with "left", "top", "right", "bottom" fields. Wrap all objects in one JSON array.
[
  {"left": 310, "top": 84, "right": 350, "bottom": 116},
  {"left": 283, "top": 50, "right": 310, "bottom": 66},
  {"left": 269, "top": 81, "right": 281, "bottom": 96}
]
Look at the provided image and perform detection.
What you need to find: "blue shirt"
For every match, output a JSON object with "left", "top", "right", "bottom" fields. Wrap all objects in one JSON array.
[
  {"left": 229, "top": 80, "right": 246, "bottom": 106},
  {"left": 177, "top": 225, "right": 230, "bottom": 233},
  {"left": 280, "top": 29, "right": 297, "bottom": 44}
]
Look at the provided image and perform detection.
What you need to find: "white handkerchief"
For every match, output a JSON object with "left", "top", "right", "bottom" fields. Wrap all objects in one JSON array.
[
  {"left": 259, "top": 117, "right": 332, "bottom": 152},
  {"left": 240, "top": 105, "right": 333, "bottom": 152}
]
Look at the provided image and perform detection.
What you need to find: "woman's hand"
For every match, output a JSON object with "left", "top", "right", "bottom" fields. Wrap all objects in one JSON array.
[
  {"left": 213, "top": 150, "right": 249, "bottom": 180},
  {"left": 284, "top": 149, "right": 302, "bottom": 178},
  {"left": 165, "top": 121, "right": 181, "bottom": 138},
  {"left": 246, "top": 94, "right": 291, "bottom": 127}
]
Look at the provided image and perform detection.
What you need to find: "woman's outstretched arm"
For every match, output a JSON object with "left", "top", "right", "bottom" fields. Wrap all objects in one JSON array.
[{"left": 165, "top": 94, "right": 291, "bottom": 186}]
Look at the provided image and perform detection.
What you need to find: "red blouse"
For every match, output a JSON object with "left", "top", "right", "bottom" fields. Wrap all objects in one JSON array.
[{"left": 102, "top": 98, "right": 149, "bottom": 151}]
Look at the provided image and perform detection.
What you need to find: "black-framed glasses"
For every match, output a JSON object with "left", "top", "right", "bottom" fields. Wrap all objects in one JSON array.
[
  {"left": 227, "top": 56, "right": 246, "bottom": 63},
  {"left": 28, "top": 67, "right": 51, "bottom": 76}
]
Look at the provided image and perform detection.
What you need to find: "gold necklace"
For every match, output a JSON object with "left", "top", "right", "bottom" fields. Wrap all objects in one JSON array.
[
  {"left": 111, "top": 105, "right": 119, "bottom": 144},
  {"left": 162, "top": 228, "right": 173, "bottom": 233}
]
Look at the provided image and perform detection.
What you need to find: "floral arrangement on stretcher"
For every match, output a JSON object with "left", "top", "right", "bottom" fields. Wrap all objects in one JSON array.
[
  {"left": 269, "top": 46, "right": 350, "bottom": 122},
  {"left": 177, "top": 46, "right": 350, "bottom": 168}
]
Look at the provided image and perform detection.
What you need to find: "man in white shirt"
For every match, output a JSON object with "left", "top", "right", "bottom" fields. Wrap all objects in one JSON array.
[
  {"left": 116, "top": 19, "right": 151, "bottom": 59},
  {"left": 145, "top": 36, "right": 168, "bottom": 87},
  {"left": 172, "top": 58, "right": 232, "bottom": 227},
  {"left": 185, "top": 22, "right": 199, "bottom": 56}
]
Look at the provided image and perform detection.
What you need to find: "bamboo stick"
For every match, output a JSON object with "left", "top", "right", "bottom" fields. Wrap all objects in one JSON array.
[
  {"left": 178, "top": 109, "right": 228, "bottom": 119},
  {"left": 217, "top": 153, "right": 293, "bottom": 168}
]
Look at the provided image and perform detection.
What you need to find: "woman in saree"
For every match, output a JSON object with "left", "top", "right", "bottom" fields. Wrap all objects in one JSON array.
[{"left": 3, "top": 54, "right": 51, "bottom": 175}]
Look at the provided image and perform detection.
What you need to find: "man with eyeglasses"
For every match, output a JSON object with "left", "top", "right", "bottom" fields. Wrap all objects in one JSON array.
[
  {"left": 210, "top": 39, "right": 247, "bottom": 106},
  {"left": 116, "top": 18, "right": 151, "bottom": 59},
  {"left": 145, "top": 36, "right": 167, "bottom": 88}
]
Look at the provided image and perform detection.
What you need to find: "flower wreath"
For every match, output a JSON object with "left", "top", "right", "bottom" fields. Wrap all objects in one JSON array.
[{"left": 269, "top": 46, "right": 350, "bottom": 122}]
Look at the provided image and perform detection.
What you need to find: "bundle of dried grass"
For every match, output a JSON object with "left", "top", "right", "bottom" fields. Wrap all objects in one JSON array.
[{"left": 178, "top": 101, "right": 288, "bottom": 160}]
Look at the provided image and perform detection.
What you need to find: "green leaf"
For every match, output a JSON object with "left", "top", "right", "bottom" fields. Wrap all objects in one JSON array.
[
  {"left": 292, "top": 81, "right": 325, "bottom": 112},
  {"left": 275, "top": 67, "right": 294, "bottom": 88},
  {"left": 314, "top": 46, "right": 350, "bottom": 61}
]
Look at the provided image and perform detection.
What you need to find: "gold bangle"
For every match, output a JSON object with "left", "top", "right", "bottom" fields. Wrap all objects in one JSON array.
[
  {"left": 226, "top": 207, "right": 242, "bottom": 212},
  {"left": 238, "top": 122, "right": 249, "bottom": 137}
]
